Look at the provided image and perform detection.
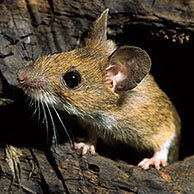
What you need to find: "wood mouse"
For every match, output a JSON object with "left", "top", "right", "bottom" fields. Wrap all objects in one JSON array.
[{"left": 17, "top": 9, "right": 181, "bottom": 169}]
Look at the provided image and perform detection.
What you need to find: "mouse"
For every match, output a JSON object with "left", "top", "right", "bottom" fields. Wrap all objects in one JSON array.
[{"left": 17, "top": 9, "right": 181, "bottom": 170}]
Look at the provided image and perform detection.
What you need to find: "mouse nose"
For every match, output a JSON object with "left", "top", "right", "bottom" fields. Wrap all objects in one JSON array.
[
  {"left": 17, "top": 65, "right": 47, "bottom": 89},
  {"left": 17, "top": 70, "right": 28, "bottom": 85}
]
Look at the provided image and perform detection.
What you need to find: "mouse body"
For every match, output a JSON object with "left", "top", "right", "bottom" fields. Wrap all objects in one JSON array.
[{"left": 17, "top": 9, "right": 181, "bottom": 169}]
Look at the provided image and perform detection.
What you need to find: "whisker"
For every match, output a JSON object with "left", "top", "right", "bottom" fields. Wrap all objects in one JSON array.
[
  {"left": 31, "top": 102, "right": 38, "bottom": 118},
  {"left": 37, "top": 99, "right": 42, "bottom": 123},
  {"left": 25, "top": 96, "right": 39, "bottom": 122},
  {"left": 29, "top": 98, "right": 34, "bottom": 108},
  {"left": 41, "top": 102, "right": 47, "bottom": 125},
  {"left": 25, "top": 95, "right": 33, "bottom": 108},
  {"left": 41, "top": 102, "right": 50, "bottom": 144},
  {"left": 44, "top": 103, "right": 58, "bottom": 147},
  {"left": 51, "top": 104, "right": 74, "bottom": 147}
]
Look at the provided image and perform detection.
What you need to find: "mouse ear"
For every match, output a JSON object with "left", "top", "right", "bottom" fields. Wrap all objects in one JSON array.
[
  {"left": 85, "top": 9, "right": 115, "bottom": 52},
  {"left": 106, "top": 46, "right": 151, "bottom": 92}
]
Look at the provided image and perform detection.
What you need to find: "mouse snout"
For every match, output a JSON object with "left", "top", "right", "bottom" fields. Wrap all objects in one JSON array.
[
  {"left": 17, "top": 65, "right": 46, "bottom": 89},
  {"left": 17, "top": 69, "right": 28, "bottom": 85},
  {"left": 17, "top": 68, "right": 29, "bottom": 86},
  {"left": 17, "top": 67, "right": 34, "bottom": 87}
]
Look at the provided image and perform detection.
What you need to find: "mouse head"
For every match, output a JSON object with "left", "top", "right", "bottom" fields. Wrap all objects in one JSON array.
[{"left": 17, "top": 9, "right": 151, "bottom": 115}]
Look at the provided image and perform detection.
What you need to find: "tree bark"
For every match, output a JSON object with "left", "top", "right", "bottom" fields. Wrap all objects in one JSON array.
[{"left": 0, "top": 0, "right": 194, "bottom": 193}]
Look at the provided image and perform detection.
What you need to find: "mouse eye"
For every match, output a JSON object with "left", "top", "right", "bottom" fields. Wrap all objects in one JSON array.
[{"left": 63, "top": 70, "right": 82, "bottom": 89}]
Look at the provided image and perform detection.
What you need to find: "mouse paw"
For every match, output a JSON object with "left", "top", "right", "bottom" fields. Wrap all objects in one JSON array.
[
  {"left": 74, "top": 142, "right": 96, "bottom": 155},
  {"left": 138, "top": 150, "right": 168, "bottom": 170}
]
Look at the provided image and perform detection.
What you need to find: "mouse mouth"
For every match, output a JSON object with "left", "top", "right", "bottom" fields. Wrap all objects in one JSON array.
[
  {"left": 33, "top": 90, "right": 57, "bottom": 105},
  {"left": 21, "top": 85, "right": 60, "bottom": 110}
]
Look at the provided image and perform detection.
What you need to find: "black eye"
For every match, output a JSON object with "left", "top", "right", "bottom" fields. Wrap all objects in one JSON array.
[{"left": 63, "top": 70, "right": 82, "bottom": 89}]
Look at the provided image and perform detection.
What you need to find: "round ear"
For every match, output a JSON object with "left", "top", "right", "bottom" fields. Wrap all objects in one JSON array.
[{"left": 106, "top": 46, "right": 151, "bottom": 92}]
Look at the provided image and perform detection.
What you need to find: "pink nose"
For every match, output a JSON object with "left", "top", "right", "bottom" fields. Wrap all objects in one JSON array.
[
  {"left": 17, "top": 70, "right": 28, "bottom": 85},
  {"left": 17, "top": 65, "right": 47, "bottom": 89}
]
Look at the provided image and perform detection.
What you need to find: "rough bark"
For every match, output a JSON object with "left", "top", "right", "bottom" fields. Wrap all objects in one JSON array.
[{"left": 0, "top": 0, "right": 194, "bottom": 193}]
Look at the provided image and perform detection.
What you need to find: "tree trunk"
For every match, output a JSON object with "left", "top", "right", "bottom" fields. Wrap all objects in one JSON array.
[{"left": 0, "top": 0, "right": 193, "bottom": 193}]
